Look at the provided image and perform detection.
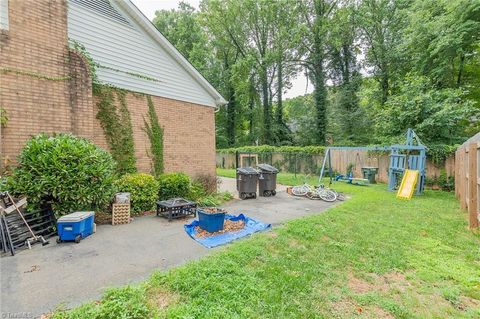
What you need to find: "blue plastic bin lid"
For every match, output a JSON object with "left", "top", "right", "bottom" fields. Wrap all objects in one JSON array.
[{"left": 57, "top": 211, "right": 95, "bottom": 222}]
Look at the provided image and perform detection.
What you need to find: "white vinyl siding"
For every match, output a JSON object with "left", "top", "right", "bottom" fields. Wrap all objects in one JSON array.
[
  {"left": 67, "top": 1, "right": 217, "bottom": 107},
  {"left": 0, "top": 0, "right": 9, "bottom": 31}
]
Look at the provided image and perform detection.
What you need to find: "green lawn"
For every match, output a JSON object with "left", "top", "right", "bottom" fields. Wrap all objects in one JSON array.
[{"left": 54, "top": 169, "right": 480, "bottom": 319}]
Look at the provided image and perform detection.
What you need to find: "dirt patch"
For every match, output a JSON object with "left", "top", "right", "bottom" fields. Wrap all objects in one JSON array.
[
  {"left": 348, "top": 273, "right": 375, "bottom": 294},
  {"left": 331, "top": 298, "right": 393, "bottom": 318},
  {"left": 195, "top": 219, "right": 245, "bottom": 238},
  {"left": 456, "top": 296, "right": 480, "bottom": 311},
  {"left": 331, "top": 298, "right": 358, "bottom": 316},
  {"left": 148, "top": 288, "right": 179, "bottom": 309}
]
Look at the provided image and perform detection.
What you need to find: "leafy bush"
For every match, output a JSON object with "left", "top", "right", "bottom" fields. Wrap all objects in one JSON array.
[
  {"left": 7, "top": 134, "right": 116, "bottom": 215},
  {"left": 157, "top": 173, "right": 191, "bottom": 200},
  {"left": 426, "top": 169, "right": 455, "bottom": 192},
  {"left": 115, "top": 173, "right": 159, "bottom": 214},
  {"left": 196, "top": 191, "right": 233, "bottom": 207}
]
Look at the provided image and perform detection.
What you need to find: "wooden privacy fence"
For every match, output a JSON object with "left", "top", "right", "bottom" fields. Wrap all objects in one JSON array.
[
  {"left": 216, "top": 150, "right": 455, "bottom": 183},
  {"left": 455, "top": 141, "right": 480, "bottom": 229}
]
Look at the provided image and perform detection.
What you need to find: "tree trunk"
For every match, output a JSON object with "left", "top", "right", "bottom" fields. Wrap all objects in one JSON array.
[
  {"left": 261, "top": 65, "right": 272, "bottom": 144},
  {"left": 380, "top": 70, "right": 389, "bottom": 105},
  {"left": 276, "top": 58, "right": 283, "bottom": 125},
  {"left": 457, "top": 53, "right": 465, "bottom": 86},
  {"left": 226, "top": 82, "right": 236, "bottom": 146},
  {"left": 313, "top": 62, "right": 327, "bottom": 144},
  {"left": 248, "top": 79, "right": 256, "bottom": 143}
]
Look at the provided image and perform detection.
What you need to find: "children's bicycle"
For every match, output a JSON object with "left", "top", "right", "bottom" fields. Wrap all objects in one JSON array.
[{"left": 291, "top": 175, "right": 338, "bottom": 202}]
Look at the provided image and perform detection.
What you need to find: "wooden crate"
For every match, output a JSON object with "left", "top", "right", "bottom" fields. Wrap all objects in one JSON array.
[{"left": 112, "top": 203, "right": 130, "bottom": 225}]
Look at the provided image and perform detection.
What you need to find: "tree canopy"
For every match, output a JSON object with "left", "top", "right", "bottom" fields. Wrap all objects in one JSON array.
[{"left": 153, "top": 0, "right": 480, "bottom": 148}]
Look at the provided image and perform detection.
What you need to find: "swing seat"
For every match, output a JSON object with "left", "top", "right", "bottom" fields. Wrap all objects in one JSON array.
[{"left": 334, "top": 175, "right": 369, "bottom": 185}]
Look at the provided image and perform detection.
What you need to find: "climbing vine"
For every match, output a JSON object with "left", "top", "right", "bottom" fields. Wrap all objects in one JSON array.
[
  {"left": 0, "top": 67, "right": 70, "bottom": 81},
  {"left": 69, "top": 39, "right": 162, "bottom": 85},
  {"left": 70, "top": 40, "right": 100, "bottom": 85},
  {"left": 0, "top": 106, "right": 8, "bottom": 126},
  {"left": 144, "top": 96, "right": 164, "bottom": 177},
  {"left": 95, "top": 86, "right": 136, "bottom": 174}
]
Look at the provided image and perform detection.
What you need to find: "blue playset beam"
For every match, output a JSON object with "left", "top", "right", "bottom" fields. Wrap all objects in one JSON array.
[{"left": 319, "top": 129, "right": 427, "bottom": 195}]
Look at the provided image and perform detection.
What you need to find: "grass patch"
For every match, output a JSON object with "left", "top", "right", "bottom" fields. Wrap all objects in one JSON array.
[{"left": 53, "top": 169, "right": 480, "bottom": 318}]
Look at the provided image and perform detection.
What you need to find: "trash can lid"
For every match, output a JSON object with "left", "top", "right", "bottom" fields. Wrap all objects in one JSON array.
[
  {"left": 257, "top": 163, "right": 278, "bottom": 173},
  {"left": 236, "top": 167, "right": 259, "bottom": 175},
  {"left": 58, "top": 211, "right": 94, "bottom": 222}
]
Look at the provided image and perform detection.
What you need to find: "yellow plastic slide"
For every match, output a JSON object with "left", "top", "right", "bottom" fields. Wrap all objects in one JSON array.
[{"left": 396, "top": 169, "right": 419, "bottom": 200}]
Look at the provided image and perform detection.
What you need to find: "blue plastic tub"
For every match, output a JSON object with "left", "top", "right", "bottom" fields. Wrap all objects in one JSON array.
[
  {"left": 57, "top": 211, "right": 95, "bottom": 243},
  {"left": 197, "top": 208, "right": 226, "bottom": 233}
]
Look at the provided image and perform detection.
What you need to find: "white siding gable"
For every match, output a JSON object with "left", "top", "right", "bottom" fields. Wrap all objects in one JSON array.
[
  {"left": 0, "top": 0, "right": 9, "bottom": 31},
  {"left": 67, "top": 0, "right": 220, "bottom": 107}
]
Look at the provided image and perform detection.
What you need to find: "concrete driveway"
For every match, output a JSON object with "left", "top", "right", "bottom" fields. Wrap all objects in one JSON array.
[{"left": 0, "top": 177, "right": 335, "bottom": 317}]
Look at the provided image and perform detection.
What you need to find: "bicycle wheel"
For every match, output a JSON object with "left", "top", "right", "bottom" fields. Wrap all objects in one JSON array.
[
  {"left": 318, "top": 189, "right": 337, "bottom": 202},
  {"left": 306, "top": 191, "right": 319, "bottom": 200},
  {"left": 329, "top": 189, "right": 345, "bottom": 201},
  {"left": 335, "top": 192, "right": 346, "bottom": 201},
  {"left": 292, "top": 185, "right": 311, "bottom": 196}
]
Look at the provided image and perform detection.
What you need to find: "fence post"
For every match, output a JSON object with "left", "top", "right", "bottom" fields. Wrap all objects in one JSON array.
[
  {"left": 461, "top": 148, "right": 468, "bottom": 210},
  {"left": 468, "top": 143, "right": 478, "bottom": 228}
]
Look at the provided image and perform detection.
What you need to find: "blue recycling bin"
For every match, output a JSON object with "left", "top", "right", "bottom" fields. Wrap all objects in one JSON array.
[
  {"left": 197, "top": 208, "right": 226, "bottom": 233},
  {"left": 57, "top": 211, "right": 95, "bottom": 243}
]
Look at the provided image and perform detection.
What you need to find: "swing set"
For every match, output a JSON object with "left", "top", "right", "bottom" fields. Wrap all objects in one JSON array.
[{"left": 319, "top": 129, "right": 427, "bottom": 195}]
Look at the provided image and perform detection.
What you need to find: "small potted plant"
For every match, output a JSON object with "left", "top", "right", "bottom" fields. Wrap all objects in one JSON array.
[{"left": 197, "top": 207, "right": 226, "bottom": 232}]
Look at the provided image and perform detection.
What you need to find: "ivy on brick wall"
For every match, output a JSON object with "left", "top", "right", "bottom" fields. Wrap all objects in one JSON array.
[
  {"left": 0, "top": 106, "right": 7, "bottom": 127},
  {"left": 95, "top": 85, "right": 136, "bottom": 175},
  {"left": 144, "top": 96, "right": 164, "bottom": 177},
  {"left": 0, "top": 67, "right": 70, "bottom": 81},
  {"left": 70, "top": 40, "right": 99, "bottom": 85}
]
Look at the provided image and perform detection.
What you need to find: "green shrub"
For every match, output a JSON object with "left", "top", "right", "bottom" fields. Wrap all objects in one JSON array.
[
  {"left": 115, "top": 173, "right": 159, "bottom": 214},
  {"left": 158, "top": 172, "right": 191, "bottom": 200},
  {"left": 7, "top": 134, "right": 116, "bottom": 216},
  {"left": 188, "top": 181, "right": 207, "bottom": 201}
]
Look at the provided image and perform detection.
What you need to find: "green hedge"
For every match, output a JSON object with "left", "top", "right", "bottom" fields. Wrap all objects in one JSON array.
[
  {"left": 115, "top": 173, "right": 159, "bottom": 214},
  {"left": 158, "top": 173, "right": 191, "bottom": 200},
  {"left": 218, "top": 144, "right": 458, "bottom": 163},
  {"left": 217, "top": 145, "right": 326, "bottom": 155},
  {"left": 7, "top": 134, "right": 117, "bottom": 215}
]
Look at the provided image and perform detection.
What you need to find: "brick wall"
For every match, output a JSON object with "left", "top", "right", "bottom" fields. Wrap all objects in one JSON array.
[
  {"left": 92, "top": 93, "right": 216, "bottom": 177},
  {"left": 1, "top": 0, "right": 71, "bottom": 166},
  {"left": 0, "top": 0, "right": 216, "bottom": 178}
]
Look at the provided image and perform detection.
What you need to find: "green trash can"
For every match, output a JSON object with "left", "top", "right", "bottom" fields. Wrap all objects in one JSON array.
[{"left": 361, "top": 167, "right": 379, "bottom": 184}]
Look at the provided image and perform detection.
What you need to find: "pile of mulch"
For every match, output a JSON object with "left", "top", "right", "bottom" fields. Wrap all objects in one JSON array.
[
  {"left": 199, "top": 207, "right": 226, "bottom": 214},
  {"left": 195, "top": 219, "right": 245, "bottom": 238}
]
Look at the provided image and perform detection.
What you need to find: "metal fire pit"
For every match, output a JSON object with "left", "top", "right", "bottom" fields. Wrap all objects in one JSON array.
[{"left": 156, "top": 198, "right": 197, "bottom": 221}]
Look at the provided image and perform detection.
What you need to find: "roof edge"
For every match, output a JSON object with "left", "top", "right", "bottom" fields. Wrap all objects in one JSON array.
[{"left": 113, "top": 0, "right": 227, "bottom": 107}]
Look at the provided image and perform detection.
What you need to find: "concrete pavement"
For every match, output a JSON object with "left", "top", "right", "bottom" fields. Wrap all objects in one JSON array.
[{"left": 1, "top": 177, "right": 335, "bottom": 317}]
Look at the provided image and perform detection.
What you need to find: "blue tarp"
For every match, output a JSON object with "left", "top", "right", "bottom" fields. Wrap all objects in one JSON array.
[{"left": 184, "top": 214, "right": 271, "bottom": 248}]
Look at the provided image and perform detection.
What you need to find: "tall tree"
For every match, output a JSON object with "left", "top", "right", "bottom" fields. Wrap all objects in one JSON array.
[
  {"left": 358, "top": 0, "right": 409, "bottom": 104},
  {"left": 327, "top": 3, "right": 365, "bottom": 143},
  {"left": 402, "top": 0, "right": 480, "bottom": 88},
  {"left": 298, "top": 0, "right": 338, "bottom": 145}
]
